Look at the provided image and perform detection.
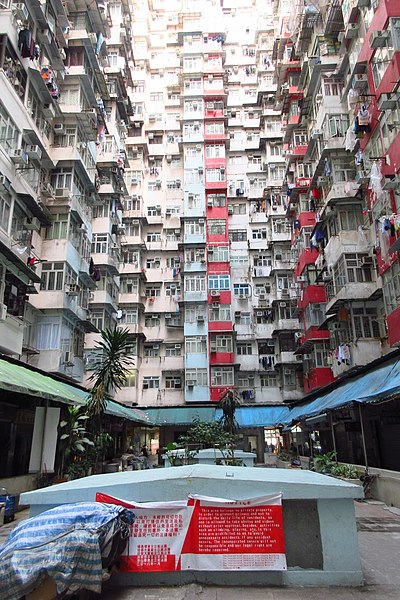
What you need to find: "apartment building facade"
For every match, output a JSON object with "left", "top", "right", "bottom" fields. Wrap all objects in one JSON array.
[{"left": 0, "top": 0, "right": 399, "bottom": 418}]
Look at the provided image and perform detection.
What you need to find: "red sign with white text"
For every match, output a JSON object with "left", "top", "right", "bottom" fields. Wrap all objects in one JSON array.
[{"left": 96, "top": 492, "right": 286, "bottom": 572}]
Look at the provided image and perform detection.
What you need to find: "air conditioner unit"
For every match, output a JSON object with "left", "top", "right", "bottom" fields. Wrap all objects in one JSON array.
[
  {"left": 317, "top": 176, "right": 328, "bottom": 186},
  {"left": 256, "top": 311, "right": 263, "bottom": 316},
  {"left": 187, "top": 380, "right": 195, "bottom": 387},
  {"left": 211, "top": 290, "right": 220, "bottom": 297},
  {"left": 0, "top": 303, "right": 7, "bottom": 321},
  {"left": 13, "top": 3, "right": 29, "bottom": 21},
  {"left": 311, "top": 129, "right": 323, "bottom": 139},
  {"left": 322, "top": 272, "right": 332, "bottom": 281},
  {"left": 297, "top": 276, "right": 306, "bottom": 283},
  {"left": 198, "top": 218, "right": 205, "bottom": 224},
  {"left": 208, "top": 246, "right": 214, "bottom": 253},
  {"left": 131, "top": 219, "right": 140, "bottom": 225},
  {"left": 166, "top": 155, "right": 172, "bottom": 162},
  {"left": 149, "top": 114, "right": 156, "bottom": 122},
  {"left": 153, "top": 344, "right": 160, "bottom": 350},
  {"left": 23, "top": 217, "right": 41, "bottom": 232},
  {"left": 10, "top": 149, "right": 28, "bottom": 165},
  {"left": 55, "top": 188, "right": 70, "bottom": 198},
  {"left": 238, "top": 294, "right": 246, "bottom": 299},
  {"left": 281, "top": 289, "right": 289, "bottom": 296},
  {"left": 378, "top": 93, "right": 398, "bottom": 111},
  {"left": 370, "top": 30, "right": 390, "bottom": 49},
  {"left": 303, "top": 354, "right": 312, "bottom": 360},
  {"left": 197, "top": 315, "right": 205, "bottom": 322},
  {"left": 27, "top": 145, "right": 42, "bottom": 161},
  {"left": 258, "top": 294, "right": 266, "bottom": 300},
  {"left": 0, "top": 175, "right": 11, "bottom": 192},
  {"left": 53, "top": 123, "right": 64, "bottom": 134},
  {"left": 208, "top": 200, "right": 214, "bottom": 208},
  {"left": 353, "top": 74, "right": 368, "bottom": 89},
  {"left": 228, "top": 205, "right": 233, "bottom": 214},
  {"left": 345, "top": 23, "right": 359, "bottom": 39},
  {"left": 279, "top": 302, "right": 287, "bottom": 307},
  {"left": 267, "top": 340, "right": 275, "bottom": 347},
  {"left": 210, "top": 343, "right": 217, "bottom": 352}
]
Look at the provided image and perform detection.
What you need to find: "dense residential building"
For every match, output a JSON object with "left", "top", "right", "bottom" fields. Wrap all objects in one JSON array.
[{"left": 0, "top": 0, "right": 399, "bottom": 430}]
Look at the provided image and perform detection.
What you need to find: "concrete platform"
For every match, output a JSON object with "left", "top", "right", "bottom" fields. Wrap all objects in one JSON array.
[{"left": 20, "top": 465, "right": 364, "bottom": 587}]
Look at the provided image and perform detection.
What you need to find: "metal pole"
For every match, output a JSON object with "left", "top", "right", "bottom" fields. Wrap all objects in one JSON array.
[
  {"left": 358, "top": 403, "right": 368, "bottom": 469},
  {"left": 330, "top": 413, "right": 337, "bottom": 458}
]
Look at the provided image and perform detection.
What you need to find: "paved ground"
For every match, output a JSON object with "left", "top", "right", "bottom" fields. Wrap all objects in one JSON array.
[{"left": 2, "top": 500, "right": 400, "bottom": 598}]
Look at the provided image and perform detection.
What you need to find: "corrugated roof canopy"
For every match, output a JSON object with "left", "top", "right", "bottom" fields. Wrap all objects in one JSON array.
[
  {"left": 145, "top": 407, "right": 216, "bottom": 426},
  {"left": 0, "top": 358, "right": 150, "bottom": 424},
  {"left": 286, "top": 357, "right": 400, "bottom": 424}
]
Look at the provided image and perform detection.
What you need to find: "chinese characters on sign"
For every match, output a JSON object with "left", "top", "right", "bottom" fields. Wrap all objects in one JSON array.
[{"left": 96, "top": 492, "right": 286, "bottom": 572}]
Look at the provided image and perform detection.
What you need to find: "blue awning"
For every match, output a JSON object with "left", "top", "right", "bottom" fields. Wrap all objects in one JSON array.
[
  {"left": 286, "top": 357, "right": 400, "bottom": 424},
  {"left": 216, "top": 405, "right": 291, "bottom": 427},
  {"left": 144, "top": 407, "right": 216, "bottom": 426}
]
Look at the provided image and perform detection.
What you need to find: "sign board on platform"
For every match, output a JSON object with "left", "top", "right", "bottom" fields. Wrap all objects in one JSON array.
[{"left": 96, "top": 492, "right": 287, "bottom": 572}]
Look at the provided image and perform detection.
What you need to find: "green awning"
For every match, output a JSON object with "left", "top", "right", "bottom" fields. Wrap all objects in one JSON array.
[
  {"left": 0, "top": 358, "right": 150, "bottom": 424},
  {"left": 144, "top": 406, "right": 216, "bottom": 426}
]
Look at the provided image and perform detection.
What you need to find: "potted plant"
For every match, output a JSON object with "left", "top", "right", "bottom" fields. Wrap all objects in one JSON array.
[
  {"left": 58, "top": 406, "right": 94, "bottom": 480},
  {"left": 276, "top": 451, "right": 292, "bottom": 469},
  {"left": 330, "top": 463, "right": 362, "bottom": 485}
]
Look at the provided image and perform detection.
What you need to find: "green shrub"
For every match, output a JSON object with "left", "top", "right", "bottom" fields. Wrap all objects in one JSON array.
[{"left": 330, "top": 463, "right": 360, "bottom": 479}]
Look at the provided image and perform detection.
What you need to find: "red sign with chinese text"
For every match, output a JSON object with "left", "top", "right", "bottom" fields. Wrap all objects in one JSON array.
[{"left": 96, "top": 492, "right": 286, "bottom": 572}]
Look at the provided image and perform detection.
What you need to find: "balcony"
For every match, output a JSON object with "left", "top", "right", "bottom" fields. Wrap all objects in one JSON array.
[
  {"left": 325, "top": 279, "right": 380, "bottom": 312},
  {"left": 0, "top": 314, "right": 24, "bottom": 355}
]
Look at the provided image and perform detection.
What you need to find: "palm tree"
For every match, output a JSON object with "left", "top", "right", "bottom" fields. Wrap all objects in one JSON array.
[
  {"left": 218, "top": 389, "right": 242, "bottom": 465},
  {"left": 86, "top": 327, "right": 135, "bottom": 416},
  {"left": 218, "top": 388, "right": 241, "bottom": 436}
]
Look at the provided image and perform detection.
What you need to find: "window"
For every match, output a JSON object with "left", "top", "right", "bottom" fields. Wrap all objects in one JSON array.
[
  {"left": 185, "top": 275, "right": 206, "bottom": 292},
  {"left": 91, "top": 234, "right": 108, "bottom": 254},
  {"left": 145, "top": 286, "right": 161, "bottom": 298},
  {"left": 120, "top": 277, "right": 139, "bottom": 294},
  {"left": 254, "top": 254, "right": 272, "bottom": 267},
  {"left": 211, "top": 366, "right": 234, "bottom": 385},
  {"left": 236, "top": 343, "right": 252, "bottom": 355},
  {"left": 40, "top": 262, "right": 64, "bottom": 291},
  {"left": 165, "top": 283, "right": 181, "bottom": 296},
  {"left": 233, "top": 283, "right": 250, "bottom": 296},
  {"left": 208, "top": 245, "right": 229, "bottom": 262},
  {"left": 90, "top": 310, "right": 104, "bottom": 330},
  {"left": 207, "top": 193, "right": 226, "bottom": 207},
  {"left": 166, "top": 343, "right": 181, "bottom": 356},
  {"left": 150, "top": 92, "right": 163, "bottom": 101},
  {"left": 144, "top": 344, "right": 160, "bottom": 357},
  {"left": 35, "top": 318, "right": 61, "bottom": 350},
  {"left": 0, "top": 102, "right": 18, "bottom": 151},
  {"left": 260, "top": 374, "right": 277, "bottom": 387},
  {"left": 185, "top": 336, "right": 207, "bottom": 353},
  {"left": 352, "top": 307, "right": 380, "bottom": 339},
  {"left": 231, "top": 203, "right": 246, "bottom": 215},
  {"left": 205, "top": 145, "right": 225, "bottom": 158},
  {"left": 185, "top": 369, "right": 208, "bottom": 386},
  {"left": 209, "top": 305, "right": 231, "bottom": 321},
  {"left": 185, "top": 248, "right": 205, "bottom": 263},
  {"left": 209, "top": 274, "right": 230, "bottom": 290},
  {"left": 143, "top": 376, "right": 159, "bottom": 389},
  {"left": 208, "top": 219, "right": 226, "bottom": 235},
  {"left": 123, "top": 308, "right": 138, "bottom": 324},
  {"left": 212, "top": 335, "right": 232, "bottom": 352},
  {"left": 229, "top": 229, "right": 247, "bottom": 242},
  {"left": 123, "top": 370, "right": 136, "bottom": 388},
  {"left": 206, "top": 168, "right": 226, "bottom": 182},
  {"left": 165, "top": 376, "right": 182, "bottom": 389},
  {"left": 144, "top": 313, "right": 161, "bottom": 326},
  {"left": 283, "top": 368, "right": 296, "bottom": 387},
  {"left": 0, "top": 193, "right": 11, "bottom": 232},
  {"left": 252, "top": 228, "right": 268, "bottom": 240},
  {"left": 185, "top": 221, "right": 205, "bottom": 236},
  {"left": 45, "top": 213, "right": 69, "bottom": 240},
  {"left": 146, "top": 256, "right": 161, "bottom": 269},
  {"left": 147, "top": 232, "right": 161, "bottom": 242}
]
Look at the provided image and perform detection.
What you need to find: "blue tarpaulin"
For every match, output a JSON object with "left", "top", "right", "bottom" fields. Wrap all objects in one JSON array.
[
  {"left": 286, "top": 357, "right": 400, "bottom": 424},
  {"left": 216, "top": 405, "right": 291, "bottom": 427}
]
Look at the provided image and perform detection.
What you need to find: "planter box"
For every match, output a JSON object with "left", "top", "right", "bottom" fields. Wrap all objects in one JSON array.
[{"left": 276, "top": 458, "right": 291, "bottom": 469}]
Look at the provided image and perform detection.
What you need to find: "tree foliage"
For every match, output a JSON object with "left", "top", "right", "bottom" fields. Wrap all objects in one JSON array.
[
  {"left": 218, "top": 388, "right": 242, "bottom": 435},
  {"left": 86, "top": 327, "right": 135, "bottom": 415},
  {"left": 178, "top": 417, "right": 235, "bottom": 449}
]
